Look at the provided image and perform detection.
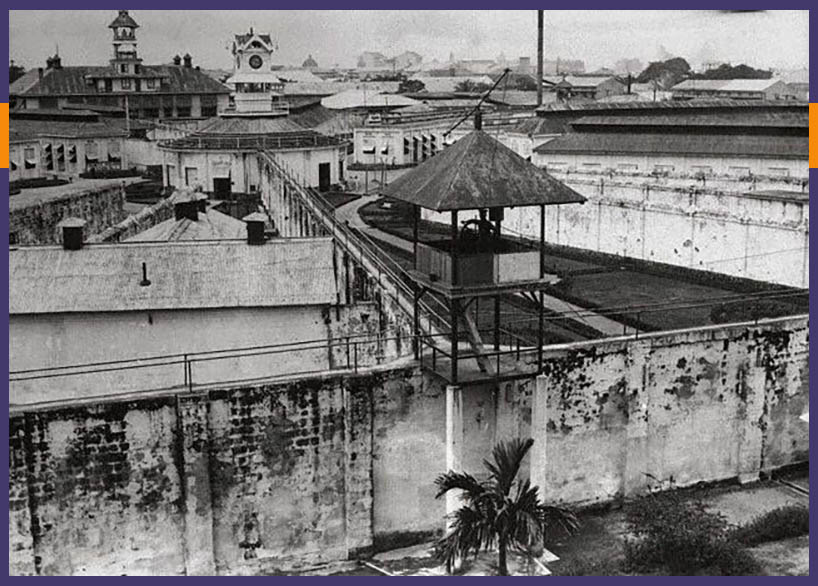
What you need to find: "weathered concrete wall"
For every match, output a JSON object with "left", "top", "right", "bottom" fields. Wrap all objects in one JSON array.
[
  {"left": 9, "top": 182, "right": 127, "bottom": 245},
  {"left": 506, "top": 175, "right": 809, "bottom": 288},
  {"left": 9, "top": 317, "right": 808, "bottom": 575},
  {"left": 530, "top": 315, "right": 809, "bottom": 506},
  {"left": 9, "top": 370, "right": 399, "bottom": 576}
]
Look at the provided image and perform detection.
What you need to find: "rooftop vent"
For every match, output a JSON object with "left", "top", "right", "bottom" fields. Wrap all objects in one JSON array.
[
  {"left": 243, "top": 212, "right": 268, "bottom": 245},
  {"left": 172, "top": 54, "right": 182, "bottom": 66},
  {"left": 183, "top": 53, "right": 192, "bottom": 69},
  {"left": 57, "top": 217, "right": 87, "bottom": 250}
]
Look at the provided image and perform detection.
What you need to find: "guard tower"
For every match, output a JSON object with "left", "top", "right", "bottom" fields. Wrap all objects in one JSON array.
[{"left": 382, "top": 113, "right": 586, "bottom": 385}]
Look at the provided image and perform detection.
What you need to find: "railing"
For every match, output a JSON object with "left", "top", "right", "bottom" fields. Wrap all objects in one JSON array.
[
  {"left": 159, "top": 132, "right": 346, "bottom": 152},
  {"left": 259, "top": 151, "right": 451, "bottom": 343},
  {"left": 10, "top": 329, "right": 409, "bottom": 403}
]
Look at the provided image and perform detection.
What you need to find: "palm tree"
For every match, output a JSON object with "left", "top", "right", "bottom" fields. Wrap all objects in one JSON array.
[{"left": 434, "top": 438, "right": 578, "bottom": 576}]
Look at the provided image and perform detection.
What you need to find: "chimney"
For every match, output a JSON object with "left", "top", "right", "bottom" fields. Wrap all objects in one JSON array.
[
  {"left": 243, "top": 212, "right": 267, "bottom": 245},
  {"left": 47, "top": 54, "right": 62, "bottom": 70},
  {"left": 57, "top": 217, "right": 86, "bottom": 250},
  {"left": 38, "top": 67, "right": 44, "bottom": 80},
  {"left": 172, "top": 54, "right": 182, "bottom": 66},
  {"left": 171, "top": 189, "right": 203, "bottom": 221},
  {"left": 536, "top": 10, "right": 544, "bottom": 107},
  {"left": 183, "top": 53, "right": 192, "bottom": 69},
  {"left": 474, "top": 110, "right": 483, "bottom": 131}
]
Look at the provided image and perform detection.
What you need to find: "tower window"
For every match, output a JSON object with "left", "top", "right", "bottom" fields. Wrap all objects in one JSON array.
[
  {"left": 121, "top": 78, "right": 131, "bottom": 90},
  {"left": 120, "top": 63, "right": 128, "bottom": 73}
]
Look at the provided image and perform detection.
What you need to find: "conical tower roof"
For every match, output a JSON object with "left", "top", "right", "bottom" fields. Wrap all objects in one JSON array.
[{"left": 381, "top": 130, "right": 586, "bottom": 211}]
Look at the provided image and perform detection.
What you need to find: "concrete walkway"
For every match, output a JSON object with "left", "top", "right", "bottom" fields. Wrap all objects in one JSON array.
[
  {"left": 334, "top": 194, "right": 413, "bottom": 253},
  {"left": 333, "top": 195, "right": 633, "bottom": 337}
]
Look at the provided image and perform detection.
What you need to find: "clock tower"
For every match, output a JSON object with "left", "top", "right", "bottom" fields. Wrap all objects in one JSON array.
[{"left": 224, "top": 28, "right": 289, "bottom": 116}]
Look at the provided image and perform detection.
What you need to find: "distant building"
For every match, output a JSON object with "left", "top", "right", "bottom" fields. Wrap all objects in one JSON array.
[
  {"left": 159, "top": 28, "right": 347, "bottom": 194},
  {"left": 9, "top": 11, "right": 230, "bottom": 119},
  {"left": 9, "top": 108, "right": 129, "bottom": 182},
  {"left": 301, "top": 54, "right": 319, "bottom": 69},
  {"left": 357, "top": 51, "right": 391, "bottom": 71},
  {"left": 671, "top": 79, "right": 797, "bottom": 101},
  {"left": 9, "top": 231, "right": 340, "bottom": 397},
  {"left": 393, "top": 51, "right": 423, "bottom": 71},
  {"left": 532, "top": 101, "right": 808, "bottom": 179},
  {"left": 543, "top": 75, "right": 627, "bottom": 101}
]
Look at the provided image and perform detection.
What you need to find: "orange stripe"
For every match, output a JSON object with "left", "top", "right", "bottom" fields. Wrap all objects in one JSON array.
[
  {"left": 0, "top": 103, "right": 8, "bottom": 169},
  {"left": 811, "top": 103, "right": 817, "bottom": 169}
]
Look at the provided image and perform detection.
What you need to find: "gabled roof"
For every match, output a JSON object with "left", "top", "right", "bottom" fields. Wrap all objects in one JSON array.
[
  {"left": 10, "top": 65, "right": 230, "bottom": 96},
  {"left": 381, "top": 130, "right": 586, "bottom": 211},
  {"left": 9, "top": 239, "right": 337, "bottom": 314},
  {"left": 109, "top": 10, "right": 139, "bottom": 29},
  {"left": 125, "top": 208, "right": 247, "bottom": 242},
  {"left": 543, "top": 75, "right": 623, "bottom": 89},
  {"left": 235, "top": 32, "right": 274, "bottom": 50}
]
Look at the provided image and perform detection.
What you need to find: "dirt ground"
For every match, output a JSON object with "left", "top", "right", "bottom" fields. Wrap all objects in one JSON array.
[{"left": 329, "top": 476, "right": 809, "bottom": 576}]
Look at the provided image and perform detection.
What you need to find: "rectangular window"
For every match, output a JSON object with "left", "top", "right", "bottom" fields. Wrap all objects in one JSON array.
[
  {"left": 163, "top": 107, "right": 174, "bottom": 118},
  {"left": 201, "top": 105, "right": 217, "bottom": 117},
  {"left": 24, "top": 147, "right": 37, "bottom": 169},
  {"left": 146, "top": 78, "right": 156, "bottom": 89},
  {"left": 176, "top": 106, "right": 191, "bottom": 118},
  {"left": 120, "top": 63, "right": 128, "bottom": 73},
  {"left": 617, "top": 163, "right": 638, "bottom": 171},
  {"left": 10, "top": 232, "right": 19, "bottom": 246},
  {"left": 166, "top": 164, "right": 176, "bottom": 186},
  {"left": 653, "top": 164, "right": 675, "bottom": 173},
  {"left": 582, "top": 162, "right": 602, "bottom": 169},
  {"left": 121, "top": 78, "right": 131, "bottom": 90},
  {"left": 85, "top": 141, "right": 99, "bottom": 159},
  {"left": 691, "top": 165, "right": 712, "bottom": 175}
]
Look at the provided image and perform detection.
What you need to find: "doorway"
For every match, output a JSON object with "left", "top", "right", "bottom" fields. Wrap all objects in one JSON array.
[
  {"left": 318, "top": 162, "right": 331, "bottom": 192},
  {"left": 213, "top": 177, "right": 231, "bottom": 198}
]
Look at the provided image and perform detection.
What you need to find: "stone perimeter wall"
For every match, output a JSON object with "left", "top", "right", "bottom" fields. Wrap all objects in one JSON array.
[
  {"left": 9, "top": 316, "right": 808, "bottom": 575},
  {"left": 10, "top": 183, "right": 127, "bottom": 246}
]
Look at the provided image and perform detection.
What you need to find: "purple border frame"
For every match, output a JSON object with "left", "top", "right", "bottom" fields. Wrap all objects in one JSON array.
[{"left": 1, "top": 2, "right": 813, "bottom": 581}]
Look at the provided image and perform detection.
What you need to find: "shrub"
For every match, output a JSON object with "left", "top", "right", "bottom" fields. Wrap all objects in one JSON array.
[
  {"left": 623, "top": 487, "right": 763, "bottom": 575},
  {"left": 730, "top": 505, "right": 810, "bottom": 547}
]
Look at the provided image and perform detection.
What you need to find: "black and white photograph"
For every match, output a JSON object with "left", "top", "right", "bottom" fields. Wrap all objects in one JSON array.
[{"left": 7, "top": 8, "right": 810, "bottom": 576}]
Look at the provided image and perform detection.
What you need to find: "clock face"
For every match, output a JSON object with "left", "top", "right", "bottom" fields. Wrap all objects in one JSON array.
[{"left": 249, "top": 55, "right": 263, "bottom": 70}]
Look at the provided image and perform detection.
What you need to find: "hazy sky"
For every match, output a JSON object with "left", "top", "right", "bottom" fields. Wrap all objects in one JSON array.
[{"left": 9, "top": 10, "right": 809, "bottom": 72}]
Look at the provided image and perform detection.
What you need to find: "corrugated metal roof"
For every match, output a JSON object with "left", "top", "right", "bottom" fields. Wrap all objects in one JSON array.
[
  {"left": 125, "top": 209, "right": 247, "bottom": 242},
  {"left": 534, "top": 132, "right": 807, "bottom": 159},
  {"left": 9, "top": 238, "right": 337, "bottom": 314},
  {"left": 321, "top": 90, "right": 419, "bottom": 110},
  {"left": 194, "top": 116, "right": 306, "bottom": 135},
  {"left": 535, "top": 98, "right": 807, "bottom": 114},
  {"left": 381, "top": 130, "right": 586, "bottom": 211},
  {"left": 10, "top": 118, "right": 129, "bottom": 143},
  {"left": 508, "top": 117, "right": 566, "bottom": 136},
  {"left": 10, "top": 65, "right": 230, "bottom": 97},
  {"left": 570, "top": 111, "right": 808, "bottom": 129},
  {"left": 672, "top": 78, "right": 784, "bottom": 92}
]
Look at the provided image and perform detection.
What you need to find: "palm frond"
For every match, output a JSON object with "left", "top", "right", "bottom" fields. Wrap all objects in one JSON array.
[
  {"left": 434, "top": 470, "right": 486, "bottom": 500},
  {"left": 483, "top": 438, "right": 534, "bottom": 495}
]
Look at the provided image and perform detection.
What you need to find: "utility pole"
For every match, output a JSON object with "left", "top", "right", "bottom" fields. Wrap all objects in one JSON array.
[{"left": 537, "top": 10, "right": 544, "bottom": 107}]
